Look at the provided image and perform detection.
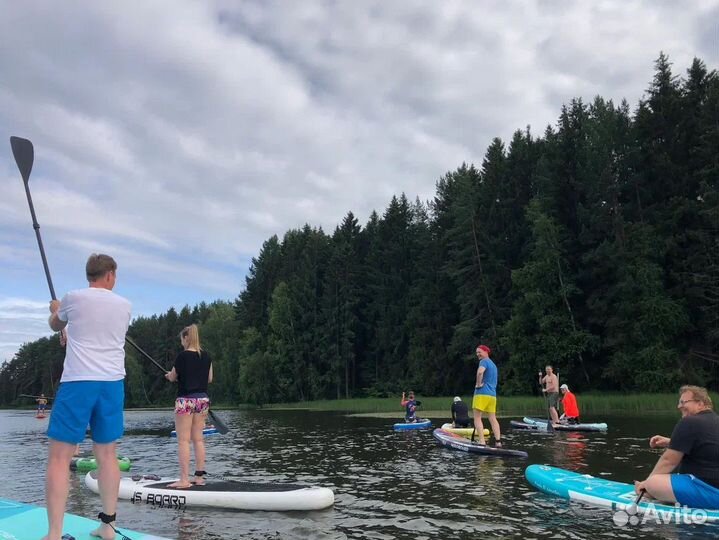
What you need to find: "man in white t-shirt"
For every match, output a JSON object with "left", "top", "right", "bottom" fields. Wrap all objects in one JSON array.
[{"left": 45, "top": 253, "right": 131, "bottom": 540}]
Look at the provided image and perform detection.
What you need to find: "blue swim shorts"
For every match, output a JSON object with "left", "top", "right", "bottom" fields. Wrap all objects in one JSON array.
[
  {"left": 47, "top": 380, "right": 124, "bottom": 444},
  {"left": 671, "top": 474, "right": 719, "bottom": 510}
]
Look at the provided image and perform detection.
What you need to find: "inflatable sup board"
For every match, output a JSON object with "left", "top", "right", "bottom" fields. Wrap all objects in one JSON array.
[
  {"left": 522, "top": 416, "right": 608, "bottom": 432},
  {"left": 433, "top": 428, "right": 528, "bottom": 458},
  {"left": 393, "top": 419, "right": 432, "bottom": 431},
  {"left": 70, "top": 454, "right": 131, "bottom": 472},
  {"left": 85, "top": 471, "right": 335, "bottom": 511},
  {"left": 440, "top": 423, "right": 489, "bottom": 438},
  {"left": 0, "top": 497, "right": 170, "bottom": 539},
  {"left": 525, "top": 464, "right": 718, "bottom": 523},
  {"left": 170, "top": 425, "right": 218, "bottom": 437}
]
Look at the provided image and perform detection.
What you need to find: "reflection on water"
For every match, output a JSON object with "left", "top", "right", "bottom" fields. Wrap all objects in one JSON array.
[{"left": 0, "top": 410, "right": 715, "bottom": 539}]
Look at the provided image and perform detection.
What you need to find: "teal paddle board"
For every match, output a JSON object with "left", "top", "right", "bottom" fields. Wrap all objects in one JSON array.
[
  {"left": 0, "top": 497, "right": 171, "bottom": 539},
  {"left": 525, "top": 464, "right": 719, "bottom": 523}
]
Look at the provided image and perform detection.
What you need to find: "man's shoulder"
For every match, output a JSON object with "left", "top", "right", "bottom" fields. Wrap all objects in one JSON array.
[
  {"left": 676, "top": 411, "right": 717, "bottom": 431},
  {"left": 69, "top": 288, "right": 131, "bottom": 310},
  {"left": 685, "top": 410, "right": 719, "bottom": 424}
]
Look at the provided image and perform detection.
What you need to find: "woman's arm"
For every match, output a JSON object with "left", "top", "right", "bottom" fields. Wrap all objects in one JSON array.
[{"left": 208, "top": 363, "right": 213, "bottom": 384}]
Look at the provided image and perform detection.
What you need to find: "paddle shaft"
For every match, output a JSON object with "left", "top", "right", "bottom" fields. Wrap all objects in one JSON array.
[{"left": 125, "top": 336, "right": 167, "bottom": 373}]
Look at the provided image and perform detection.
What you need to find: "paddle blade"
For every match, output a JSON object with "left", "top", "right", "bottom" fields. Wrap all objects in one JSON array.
[
  {"left": 10, "top": 136, "right": 34, "bottom": 183},
  {"left": 208, "top": 409, "right": 229, "bottom": 434}
]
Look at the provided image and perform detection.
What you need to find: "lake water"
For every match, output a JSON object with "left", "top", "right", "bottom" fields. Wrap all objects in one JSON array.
[{"left": 0, "top": 409, "right": 716, "bottom": 540}]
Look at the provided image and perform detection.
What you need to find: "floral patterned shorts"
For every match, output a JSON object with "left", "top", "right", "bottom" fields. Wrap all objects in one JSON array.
[{"left": 174, "top": 396, "right": 210, "bottom": 416}]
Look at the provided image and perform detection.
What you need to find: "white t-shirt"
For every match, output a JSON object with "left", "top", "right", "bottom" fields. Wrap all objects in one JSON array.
[{"left": 57, "top": 287, "right": 132, "bottom": 382}]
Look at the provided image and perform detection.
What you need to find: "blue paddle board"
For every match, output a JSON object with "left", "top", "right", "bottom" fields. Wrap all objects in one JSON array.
[
  {"left": 170, "top": 425, "right": 218, "bottom": 437},
  {"left": 525, "top": 464, "right": 719, "bottom": 523},
  {"left": 0, "top": 497, "right": 171, "bottom": 539},
  {"left": 393, "top": 418, "right": 431, "bottom": 431}
]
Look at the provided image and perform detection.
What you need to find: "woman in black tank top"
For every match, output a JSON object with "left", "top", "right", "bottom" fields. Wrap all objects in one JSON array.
[{"left": 164, "top": 324, "right": 213, "bottom": 488}]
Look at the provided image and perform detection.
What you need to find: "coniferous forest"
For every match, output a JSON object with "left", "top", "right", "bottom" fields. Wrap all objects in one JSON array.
[{"left": 2, "top": 55, "right": 717, "bottom": 407}]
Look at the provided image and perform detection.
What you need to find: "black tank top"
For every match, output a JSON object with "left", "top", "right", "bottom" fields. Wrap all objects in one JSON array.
[{"left": 173, "top": 349, "right": 211, "bottom": 397}]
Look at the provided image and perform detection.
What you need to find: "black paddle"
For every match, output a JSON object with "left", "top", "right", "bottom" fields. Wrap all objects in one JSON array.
[
  {"left": 19, "top": 394, "right": 54, "bottom": 400},
  {"left": 10, "top": 136, "right": 229, "bottom": 436},
  {"left": 125, "top": 336, "right": 229, "bottom": 435}
]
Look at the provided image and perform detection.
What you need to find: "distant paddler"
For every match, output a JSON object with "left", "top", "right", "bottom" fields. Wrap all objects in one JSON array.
[
  {"left": 473, "top": 344, "right": 501, "bottom": 447},
  {"left": 538, "top": 365, "right": 560, "bottom": 426},
  {"left": 400, "top": 391, "right": 421, "bottom": 423},
  {"left": 559, "top": 384, "right": 580, "bottom": 424},
  {"left": 36, "top": 393, "right": 49, "bottom": 415},
  {"left": 451, "top": 396, "right": 470, "bottom": 428}
]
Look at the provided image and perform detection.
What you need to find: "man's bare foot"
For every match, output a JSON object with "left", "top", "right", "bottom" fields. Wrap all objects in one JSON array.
[
  {"left": 90, "top": 522, "right": 116, "bottom": 539},
  {"left": 167, "top": 481, "right": 193, "bottom": 489},
  {"left": 193, "top": 476, "right": 206, "bottom": 486}
]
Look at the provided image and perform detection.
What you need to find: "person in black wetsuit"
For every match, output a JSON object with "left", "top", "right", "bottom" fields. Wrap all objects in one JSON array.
[{"left": 451, "top": 396, "right": 470, "bottom": 428}]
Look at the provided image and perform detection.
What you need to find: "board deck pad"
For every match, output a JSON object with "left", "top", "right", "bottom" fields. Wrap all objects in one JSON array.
[{"left": 145, "top": 480, "right": 310, "bottom": 492}]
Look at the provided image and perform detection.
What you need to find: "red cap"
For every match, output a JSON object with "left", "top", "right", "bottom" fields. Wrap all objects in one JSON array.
[{"left": 477, "top": 344, "right": 491, "bottom": 354}]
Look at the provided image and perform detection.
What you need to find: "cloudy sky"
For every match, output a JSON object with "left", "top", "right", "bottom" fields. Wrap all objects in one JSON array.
[{"left": 1, "top": 1, "right": 716, "bottom": 363}]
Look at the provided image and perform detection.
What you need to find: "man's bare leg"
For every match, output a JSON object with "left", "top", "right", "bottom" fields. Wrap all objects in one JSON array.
[
  {"left": 42, "top": 440, "right": 76, "bottom": 540},
  {"left": 89, "top": 441, "right": 119, "bottom": 539},
  {"left": 488, "top": 412, "right": 501, "bottom": 446},
  {"left": 473, "top": 409, "right": 486, "bottom": 445}
]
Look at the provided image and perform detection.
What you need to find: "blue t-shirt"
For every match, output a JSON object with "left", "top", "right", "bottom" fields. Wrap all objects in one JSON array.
[{"left": 474, "top": 358, "right": 498, "bottom": 397}]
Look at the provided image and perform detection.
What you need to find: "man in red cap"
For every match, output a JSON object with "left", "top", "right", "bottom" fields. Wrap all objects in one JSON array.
[{"left": 472, "top": 344, "right": 501, "bottom": 447}]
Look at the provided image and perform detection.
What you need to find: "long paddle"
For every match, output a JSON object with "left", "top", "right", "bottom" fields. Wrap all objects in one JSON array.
[
  {"left": 19, "top": 394, "right": 54, "bottom": 400},
  {"left": 11, "top": 136, "right": 229, "bottom": 436},
  {"left": 125, "top": 336, "right": 229, "bottom": 434}
]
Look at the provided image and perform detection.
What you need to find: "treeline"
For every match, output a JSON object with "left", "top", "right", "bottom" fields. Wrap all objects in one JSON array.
[{"left": 2, "top": 54, "right": 717, "bottom": 407}]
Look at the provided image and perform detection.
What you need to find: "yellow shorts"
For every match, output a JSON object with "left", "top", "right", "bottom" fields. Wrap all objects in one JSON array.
[{"left": 472, "top": 394, "right": 497, "bottom": 414}]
